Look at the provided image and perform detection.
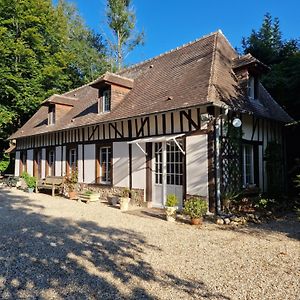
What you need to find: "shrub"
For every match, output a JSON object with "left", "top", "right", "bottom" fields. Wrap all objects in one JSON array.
[
  {"left": 166, "top": 194, "right": 178, "bottom": 207},
  {"left": 121, "top": 187, "right": 131, "bottom": 198},
  {"left": 183, "top": 197, "right": 208, "bottom": 218},
  {"left": 254, "top": 198, "right": 275, "bottom": 210},
  {"left": 21, "top": 172, "right": 36, "bottom": 189},
  {"left": 0, "top": 153, "right": 10, "bottom": 174},
  {"left": 64, "top": 169, "right": 78, "bottom": 192}
]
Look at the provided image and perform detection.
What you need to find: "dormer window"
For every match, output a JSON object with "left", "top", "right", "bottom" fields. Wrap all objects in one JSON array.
[
  {"left": 248, "top": 76, "right": 259, "bottom": 100},
  {"left": 48, "top": 104, "right": 55, "bottom": 125},
  {"left": 98, "top": 89, "right": 111, "bottom": 113}
]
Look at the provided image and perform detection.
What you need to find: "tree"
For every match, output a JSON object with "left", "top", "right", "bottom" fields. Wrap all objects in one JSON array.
[
  {"left": 58, "top": 0, "right": 108, "bottom": 83},
  {"left": 0, "top": 0, "right": 108, "bottom": 155},
  {"left": 241, "top": 13, "right": 300, "bottom": 198},
  {"left": 105, "top": 0, "right": 144, "bottom": 70},
  {"left": 242, "top": 13, "right": 298, "bottom": 66},
  {"left": 241, "top": 13, "right": 300, "bottom": 119}
]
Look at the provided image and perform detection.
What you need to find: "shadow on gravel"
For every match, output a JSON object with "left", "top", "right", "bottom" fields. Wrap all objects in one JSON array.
[
  {"left": 0, "top": 188, "right": 230, "bottom": 300},
  {"left": 216, "top": 215, "right": 300, "bottom": 241}
]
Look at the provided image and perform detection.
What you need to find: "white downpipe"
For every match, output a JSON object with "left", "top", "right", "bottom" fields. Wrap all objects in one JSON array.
[
  {"left": 215, "top": 119, "right": 221, "bottom": 213},
  {"left": 162, "top": 142, "right": 167, "bottom": 207}
]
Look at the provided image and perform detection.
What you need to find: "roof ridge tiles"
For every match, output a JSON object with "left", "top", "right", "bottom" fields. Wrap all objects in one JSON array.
[{"left": 117, "top": 30, "right": 221, "bottom": 74}]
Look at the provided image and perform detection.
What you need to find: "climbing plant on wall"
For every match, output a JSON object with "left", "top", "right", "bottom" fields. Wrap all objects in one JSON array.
[{"left": 220, "top": 120, "right": 243, "bottom": 194}]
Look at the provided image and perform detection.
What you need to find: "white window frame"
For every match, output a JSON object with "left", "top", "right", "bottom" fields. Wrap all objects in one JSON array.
[
  {"left": 69, "top": 148, "right": 77, "bottom": 172},
  {"left": 248, "top": 76, "right": 255, "bottom": 99},
  {"left": 102, "top": 90, "right": 111, "bottom": 113},
  {"left": 154, "top": 140, "right": 183, "bottom": 186},
  {"left": 243, "top": 144, "right": 254, "bottom": 186},
  {"left": 48, "top": 105, "right": 55, "bottom": 125},
  {"left": 48, "top": 149, "right": 55, "bottom": 176},
  {"left": 99, "top": 146, "right": 111, "bottom": 184}
]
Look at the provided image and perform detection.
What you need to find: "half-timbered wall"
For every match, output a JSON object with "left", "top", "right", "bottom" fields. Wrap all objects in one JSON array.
[
  {"left": 218, "top": 112, "right": 284, "bottom": 193},
  {"left": 15, "top": 106, "right": 208, "bottom": 150}
]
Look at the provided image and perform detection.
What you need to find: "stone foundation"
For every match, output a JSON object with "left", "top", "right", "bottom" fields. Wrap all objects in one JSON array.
[{"left": 79, "top": 184, "right": 145, "bottom": 207}]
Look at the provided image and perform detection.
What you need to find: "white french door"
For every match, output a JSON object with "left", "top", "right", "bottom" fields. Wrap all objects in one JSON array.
[{"left": 152, "top": 140, "right": 184, "bottom": 208}]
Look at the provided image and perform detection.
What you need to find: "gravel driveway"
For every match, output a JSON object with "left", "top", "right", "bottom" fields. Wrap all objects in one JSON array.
[{"left": 0, "top": 187, "right": 299, "bottom": 300}]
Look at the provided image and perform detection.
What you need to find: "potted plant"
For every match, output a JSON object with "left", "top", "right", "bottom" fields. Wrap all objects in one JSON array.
[
  {"left": 64, "top": 169, "right": 78, "bottom": 200},
  {"left": 21, "top": 172, "right": 36, "bottom": 193},
  {"left": 165, "top": 194, "right": 178, "bottom": 222},
  {"left": 79, "top": 190, "right": 99, "bottom": 203},
  {"left": 183, "top": 197, "right": 208, "bottom": 225},
  {"left": 119, "top": 188, "right": 131, "bottom": 211}
]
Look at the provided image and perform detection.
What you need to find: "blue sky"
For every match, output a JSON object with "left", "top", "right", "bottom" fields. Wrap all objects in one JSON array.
[{"left": 55, "top": 0, "right": 300, "bottom": 65}]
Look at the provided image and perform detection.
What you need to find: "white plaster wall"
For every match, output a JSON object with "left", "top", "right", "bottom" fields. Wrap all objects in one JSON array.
[
  {"left": 131, "top": 143, "right": 146, "bottom": 190},
  {"left": 84, "top": 144, "right": 95, "bottom": 183},
  {"left": 113, "top": 142, "right": 129, "bottom": 187},
  {"left": 258, "top": 145, "right": 263, "bottom": 190},
  {"left": 241, "top": 114, "right": 253, "bottom": 140},
  {"left": 62, "top": 146, "right": 66, "bottom": 176},
  {"left": 55, "top": 146, "right": 62, "bottom": 176},
  {"left": 41, "top": 148, "right": 46, "bottom": 178},
  {"left": 186, "top": 135, "right": 208, "bottom": 197},
  {"left": 26, "top": 149, "right": 34, "bottom": 176},
  {"left": 77, "top": 144, "right": 83, "bottom": 183},
  {"left": 15, "top": 151, "right": 20, "bottom": 176}
]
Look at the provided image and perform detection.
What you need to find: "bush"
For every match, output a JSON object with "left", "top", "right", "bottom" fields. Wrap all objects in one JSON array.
[
  {"left": 121, "top": 187, "right": 131, "bottom": 198},
  {"left": 166, "top": 194, "right": 178, "bottom": 207},
  {"left": 0, "top": 153, "right": 10, "bottom": 174},
  {"left": 64, "top": 169, "right": 78, "bottom": 192},
  {"left": 183, "top": 197, "right": 208, "bottom": 218},
  {"left": 254, "top": 198, "right": 275, "bottom": 210},
  {"left": 21, "top": 172, "right": 36, "bottom": 189}
]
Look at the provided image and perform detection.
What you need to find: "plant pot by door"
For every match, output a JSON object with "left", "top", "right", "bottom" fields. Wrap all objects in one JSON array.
[
  {"left": 69, "top": 191, "right": 77, "bottom": 200},
  {"left": 165, "top": 206, "right": 177, "bottom": 222},
  {"left": 28, "top": 187, "right": 34, "bottom": 193},
  {"left": 120, "top": 197, "right": 130, "bottom": 211},
  {"left": 191, "top": 217, "right": 203, "bottom": 225}
]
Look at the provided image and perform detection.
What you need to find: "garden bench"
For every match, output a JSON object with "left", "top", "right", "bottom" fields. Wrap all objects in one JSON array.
[{"left": 37, "top": 176, "right": 64, "bottom": 197}]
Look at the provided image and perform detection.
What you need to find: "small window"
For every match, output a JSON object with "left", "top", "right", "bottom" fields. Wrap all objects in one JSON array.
[
  {"left": 243, "top": 144, "right": 254, "bottom": 186},
  {"left": 248, "top": 76, "right": 259, "bottom": 100},
  {"left": 98, "top": 146, "right": 112, "bottom": 184},
  {"left": 68, "top": 148, "right": 77, "bottom": 173},
  {"left": 48, "top": 149, "right": 55, "bottom": 176},
  {"left": 48, "top": 105, "right": 55, "bottom": 125},
  {"left": 98, "top": 90, "right": 111, "bottom": 113}
]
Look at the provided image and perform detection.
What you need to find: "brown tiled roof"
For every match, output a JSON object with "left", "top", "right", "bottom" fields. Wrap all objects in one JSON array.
[
  {"left": 90, "top": 72, "right": 134, "bottom": 88},
  {"left": 42, "top": 94, "right": 78, "bottom": 106},
  {"left": 9, "top": 31, "right": 292, "bottom": 139},
  {"left": 232, "top": 53, "right": 269, "bottom": 71}
]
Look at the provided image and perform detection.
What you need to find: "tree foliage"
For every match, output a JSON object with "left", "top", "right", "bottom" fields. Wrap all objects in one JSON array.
[
  {"left": 0, "top": 0, "right": 108, "bottom": 150},
  {"left": 241, "top": 13, "right": 300, "bottom": 119},
  {"left": 105, "top": 0, "right": 144, "bottom": 70}
]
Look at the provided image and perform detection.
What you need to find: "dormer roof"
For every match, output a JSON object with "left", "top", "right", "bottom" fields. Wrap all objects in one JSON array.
[
  {"left": 232, "top": 53, "right": 270, "bottom": 74},
  {"left": 42, "top": 94, "right": 78, "bottom": 107},
  {"left": 90, "top": 72, "right": 134, "bottom": 89}
]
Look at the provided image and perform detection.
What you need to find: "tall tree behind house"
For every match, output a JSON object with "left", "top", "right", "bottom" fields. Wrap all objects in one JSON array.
[
  {"left": 105, "top": 0, "right": 144, "bottom": 70},
  {"left": 0, "top": 0, "right": 108, "bottom": 158},
  {"left": 242, "top": 13, "right": 300, "bottom": 196}
]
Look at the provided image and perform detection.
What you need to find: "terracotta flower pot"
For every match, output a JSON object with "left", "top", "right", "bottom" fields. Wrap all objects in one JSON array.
[
  {"left": 191, "top": 217, "right": 203, "bottom": 225},
  {"left": 68, "top": 191, "right": 77, "bottom": 200}
]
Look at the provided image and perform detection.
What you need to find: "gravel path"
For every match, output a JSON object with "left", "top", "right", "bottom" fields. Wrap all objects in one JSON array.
[{"left": 0, "top": 187, "right": 299, "bottom": 300}]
